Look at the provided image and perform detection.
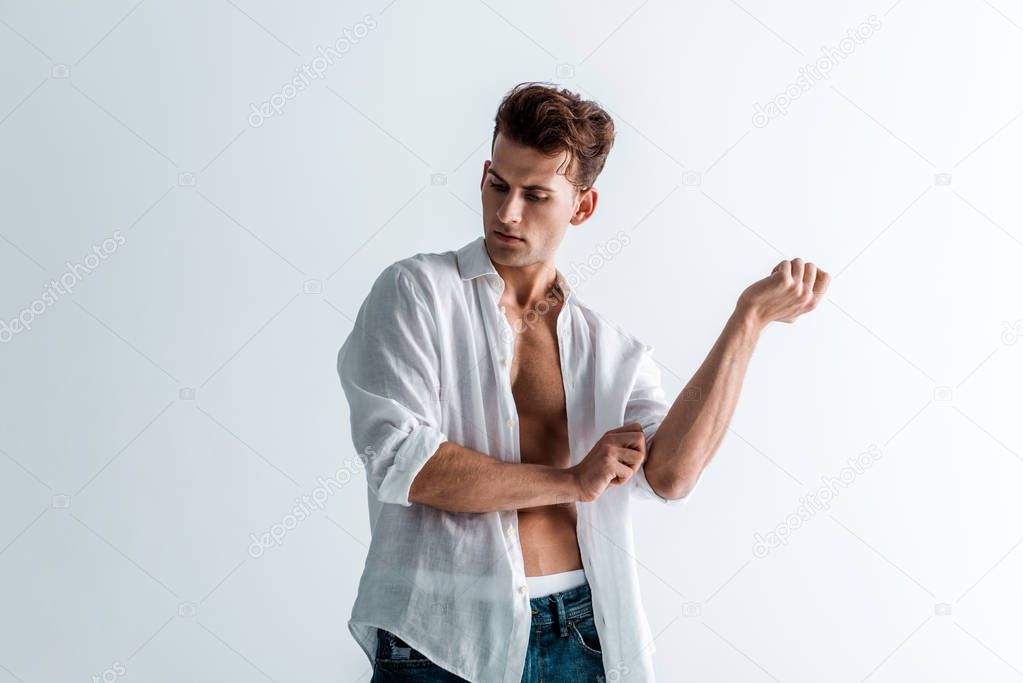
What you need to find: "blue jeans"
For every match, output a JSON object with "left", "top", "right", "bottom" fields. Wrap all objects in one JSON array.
[{"left": 371, "top": 582, "right": 606, "bottom": 682}]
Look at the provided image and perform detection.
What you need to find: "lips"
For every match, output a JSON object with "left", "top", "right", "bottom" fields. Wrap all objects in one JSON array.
[{"left": 495, "top": 231, "right": 523, "bottom": 241}]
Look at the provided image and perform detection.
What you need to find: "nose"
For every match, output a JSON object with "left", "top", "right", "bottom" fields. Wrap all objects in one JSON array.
[{"left": 496, "top": 193, "right": 522, "bottom": 225}]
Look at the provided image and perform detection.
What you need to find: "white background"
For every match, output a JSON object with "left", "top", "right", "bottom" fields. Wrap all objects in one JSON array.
[{"left": 1, "top": 1, "right": 1022, "bottom": 681}]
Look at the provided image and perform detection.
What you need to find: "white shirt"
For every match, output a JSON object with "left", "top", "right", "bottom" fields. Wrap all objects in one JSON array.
[{"left": 337, "top": 235, "right": 700, "bottom": 682}]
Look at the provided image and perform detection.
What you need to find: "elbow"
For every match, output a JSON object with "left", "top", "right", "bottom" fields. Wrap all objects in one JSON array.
[
  {"left": 665, "top": 479, "right": 696, "bottom": 501},
  {"left": 648, "top": 465, "right": 701, "bottom": 501}
]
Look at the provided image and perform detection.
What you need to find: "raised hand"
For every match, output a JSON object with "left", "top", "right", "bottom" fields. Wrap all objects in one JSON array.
[{"left": 737, "top": 257, "right": 830, "bottom": 326}]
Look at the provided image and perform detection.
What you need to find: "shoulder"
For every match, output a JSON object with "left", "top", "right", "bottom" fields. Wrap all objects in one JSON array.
[
  {"left": 382, "top": 246, "right": 459, "bottom": 292},
  {"left": 369, "top": 246, "right": 460, "bottom": 300}
]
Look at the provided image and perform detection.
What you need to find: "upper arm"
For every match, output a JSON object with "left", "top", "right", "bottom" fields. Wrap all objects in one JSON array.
[
  {"left": 624, "top": 345, "right": 697, "bottom": 505},
  {"left": 337, "top": 264, "right": 448, "bottom": 507}
]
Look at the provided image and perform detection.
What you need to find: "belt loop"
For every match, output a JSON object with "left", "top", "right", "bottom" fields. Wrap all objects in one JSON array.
[{"left": 553, "top": 594, "right": 568, "bottom": 638}]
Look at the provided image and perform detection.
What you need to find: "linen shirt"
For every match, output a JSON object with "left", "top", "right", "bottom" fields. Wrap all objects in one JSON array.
[{"left": 337, "top": 235, "right": 701, "bottom": 682}]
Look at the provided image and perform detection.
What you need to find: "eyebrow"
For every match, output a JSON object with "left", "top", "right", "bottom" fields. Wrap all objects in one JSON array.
[{"left": 486, "top": 168, "right": 557, "bottom": 193}]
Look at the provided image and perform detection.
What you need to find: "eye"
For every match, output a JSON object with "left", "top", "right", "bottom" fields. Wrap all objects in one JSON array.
[{"left": 488, "top": 180, "right": 546, "bottom": 202}]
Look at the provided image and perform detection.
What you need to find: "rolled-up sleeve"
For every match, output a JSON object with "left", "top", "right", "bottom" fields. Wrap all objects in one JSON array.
[
  {"left": 337, "top": 264, "right": 448, "bottom": 507},
  {"left": 625, "top": 344, "right": 700, "bottom": 505}
]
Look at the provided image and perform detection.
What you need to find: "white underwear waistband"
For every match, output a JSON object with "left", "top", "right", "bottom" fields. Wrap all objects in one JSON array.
[{"left": 525, "top": 568, "right": 587, "bottom": 598}]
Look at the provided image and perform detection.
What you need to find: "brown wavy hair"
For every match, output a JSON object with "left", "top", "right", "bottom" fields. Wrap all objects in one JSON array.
[{"left": 491, "top": 82, "right": 616, "bottom": 191}]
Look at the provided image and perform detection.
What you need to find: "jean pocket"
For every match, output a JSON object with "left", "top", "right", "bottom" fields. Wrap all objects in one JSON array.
[{"left": 568, "top": 615, "right": 603, "bottom": 657}]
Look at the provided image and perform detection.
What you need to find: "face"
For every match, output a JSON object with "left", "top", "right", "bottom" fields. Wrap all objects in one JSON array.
[{"left": 480, "top": 133, "right": 598, "bottom": 268}]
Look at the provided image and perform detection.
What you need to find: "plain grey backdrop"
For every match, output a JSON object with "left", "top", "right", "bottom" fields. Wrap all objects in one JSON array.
[{"left": 1, "top": 0, "right": 1022, "bottom": 681}]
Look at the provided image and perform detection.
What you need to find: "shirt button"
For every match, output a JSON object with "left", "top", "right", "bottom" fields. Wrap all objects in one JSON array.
[
  {"left": 506, "top": 525, "right": 516, "bottom": 537},
  {"left": 518, "top": 585, "right": 528, "bottom": 595},
  {"left": 502, "top": 357, "right": 510, "bottom": 367},
  {"left": 490, "top": 278, "right": 501, "bottom": 289},
  {"left": 506, "top": 417, "right": 515, "bottom": 428}
]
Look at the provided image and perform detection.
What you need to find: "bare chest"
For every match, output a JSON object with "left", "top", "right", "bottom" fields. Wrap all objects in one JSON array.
[{"left": 501, "top": 301, "right": 570, "bottom": 467}]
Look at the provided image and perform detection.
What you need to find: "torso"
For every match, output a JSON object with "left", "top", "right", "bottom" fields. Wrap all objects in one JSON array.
[{"left": 502, "top": 285, "right": 583, "bottom": 577}]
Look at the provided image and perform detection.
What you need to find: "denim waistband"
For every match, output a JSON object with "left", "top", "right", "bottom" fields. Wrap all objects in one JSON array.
[{"left": 528, "top": 581, "right": 594, "bottom": 626}]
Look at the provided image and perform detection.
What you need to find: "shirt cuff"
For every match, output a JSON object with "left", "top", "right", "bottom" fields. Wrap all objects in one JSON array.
[{"left": 377, "top": 425, "right": 448, "bottom": 507}]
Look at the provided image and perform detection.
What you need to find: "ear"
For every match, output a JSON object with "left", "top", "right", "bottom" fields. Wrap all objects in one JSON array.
[
  {"left": 569, "top": 187, "right": 598, "bottom": 226},
  {"left": 480, "top": 160, "right": 492, "bottom": 192}
]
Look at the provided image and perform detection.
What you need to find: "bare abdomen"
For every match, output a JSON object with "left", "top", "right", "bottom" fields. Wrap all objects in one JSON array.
[{"left": 517, "top": 503, "right": 583, "bottom": 576}]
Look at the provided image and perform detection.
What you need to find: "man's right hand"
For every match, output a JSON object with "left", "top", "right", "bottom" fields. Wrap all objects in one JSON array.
[{"left": 570, "top": 423, "right": 647, "bottom": 502}]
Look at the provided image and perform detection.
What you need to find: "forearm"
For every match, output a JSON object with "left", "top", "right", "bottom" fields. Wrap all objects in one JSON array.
[
  {"left": 408, "top": 440, "right": 580, "bottom": 513},
  {"left": 645, "top": 307, "right": 764, "bottom": 498}
]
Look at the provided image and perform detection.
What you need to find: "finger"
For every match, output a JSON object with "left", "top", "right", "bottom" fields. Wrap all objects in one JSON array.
[
  {"left": 772, "top": 260, "right": 789, "bottom": 277},
  {"left": 802, "top": 262, "right": 817, "bottom": 298},
  {"left": 814, "top": 267, "right": 830, "bottom": 302},
  {"left": 609, "top": 431, "right": 646, "bottom": 452},
  {"left": 790, "top": 258, "right": 804, "bottom": 286},
  {"left": 606, "top": 423, "right": 645, "bottom": 448},
  {"left": 608, "top": 460, "right": 635, "bottom": 485},
  {"left": 776, "top": 259, "right": 792, "bottom": 281},
  {"left": 606, "top": 422, "right": 643, "bottom": 435},
  {"left": 813, "top": 269, "right": 830, "bottom": 297},
  {"left": 613, "top": 445, "right": 646, "bottom": 469}
]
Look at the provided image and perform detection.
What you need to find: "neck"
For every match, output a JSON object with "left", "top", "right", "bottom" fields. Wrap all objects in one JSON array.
[{"left": 492, "top": 261, "right": 564, "bottom": 309}]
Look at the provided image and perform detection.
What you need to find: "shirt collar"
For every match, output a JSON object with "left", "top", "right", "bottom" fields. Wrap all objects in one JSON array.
[{"left": 457, "top": 236, "right": 574, "bottom": 304}]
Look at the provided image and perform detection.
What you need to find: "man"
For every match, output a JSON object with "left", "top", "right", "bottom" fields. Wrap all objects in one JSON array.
[{"left": 338, "top": 82, "right": 829, "bottom": 682}]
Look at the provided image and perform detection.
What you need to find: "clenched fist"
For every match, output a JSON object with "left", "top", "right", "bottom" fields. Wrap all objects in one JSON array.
[
  {"left": 737, "top": 257, "right": 830, "bottom": 326},
  {"left": 570, "top": 423, "right": 647, "bottom": 502}
]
